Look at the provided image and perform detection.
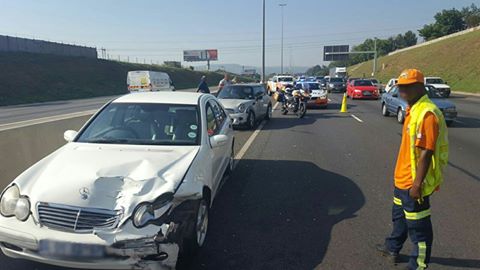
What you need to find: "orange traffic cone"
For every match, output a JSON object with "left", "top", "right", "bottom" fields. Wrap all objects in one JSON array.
[{"left": 340, "top": 93, "right": 348, "bottom": 113}]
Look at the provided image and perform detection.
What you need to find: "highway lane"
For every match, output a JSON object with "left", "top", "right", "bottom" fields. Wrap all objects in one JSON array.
[
  {"left": 181, "top": 93, "right": 480, "bottom": 270},
  {"left": 0, "top": 93, "right": 479, "bottom": 269}
]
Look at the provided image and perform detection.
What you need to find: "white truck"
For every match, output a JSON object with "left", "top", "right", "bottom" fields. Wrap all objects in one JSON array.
[
  {"left": 424, "top": 77, "right": 451, "bottom": 98},
  {"left": 329, "top": 67, "right": 347, "bottom": 78},
  {"left": 127, "top": 71, "right": 175, "bottom": 92}
]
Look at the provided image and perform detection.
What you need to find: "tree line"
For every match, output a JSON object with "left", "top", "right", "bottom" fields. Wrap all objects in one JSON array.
[{"left": 306, "top": 3, "right": 480, "bottom": 76}]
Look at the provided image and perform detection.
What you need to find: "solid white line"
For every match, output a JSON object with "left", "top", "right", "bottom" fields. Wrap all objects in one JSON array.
[
  {"left": 0, "top": 110, "right": 97, "bottom": 132},
  {"left": 234, "top": 102, "right": 279, "bottom": 167},
  {"left": 454, "top": 119, "right": 465, "bottom": 124},
  {"left": 351, "top": 114, "right": 364, "bottom": 123}
]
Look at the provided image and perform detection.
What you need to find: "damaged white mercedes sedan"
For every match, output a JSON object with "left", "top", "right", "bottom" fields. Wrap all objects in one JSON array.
[{"left": 0, "top": 92, "right": 234, "bottom": 269}]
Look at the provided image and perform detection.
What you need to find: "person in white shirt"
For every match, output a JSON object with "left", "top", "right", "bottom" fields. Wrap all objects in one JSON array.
[{"left": 218, "top": 74, "right": 231, "bottom": 92}]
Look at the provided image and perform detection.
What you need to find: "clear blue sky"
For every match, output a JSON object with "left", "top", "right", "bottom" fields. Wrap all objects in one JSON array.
[{"left": 0, "top": 0, "right": 478, "bottom": 68}]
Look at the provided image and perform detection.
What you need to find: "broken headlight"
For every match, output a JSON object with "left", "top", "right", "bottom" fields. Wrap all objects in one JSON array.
[{"left": 132, "top": 193, "right": 173, "bottom": 228}]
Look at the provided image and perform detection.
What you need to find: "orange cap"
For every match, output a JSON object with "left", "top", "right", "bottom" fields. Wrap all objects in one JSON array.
[{"left": 397, "top": 69, "right": 424, "bottom": 85}]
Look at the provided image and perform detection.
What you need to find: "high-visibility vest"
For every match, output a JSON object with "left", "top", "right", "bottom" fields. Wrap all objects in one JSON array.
[{"left": 409, "top": 94, "right": 449, "bottom": 197}]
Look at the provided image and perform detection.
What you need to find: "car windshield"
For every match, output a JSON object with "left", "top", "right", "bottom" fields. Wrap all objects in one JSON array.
[
  {"left": 426, "top": 78, "right": 444, "bottom": 84},
  {"left": 278, "top": 77, "right": 294, "bottom": 82},
  {"left": 426, "top": 86, "right": 444, "bottom": 98},
  {"left": 354, "top": 80, "right": 374, "bottom": 86},
  {"left": 330, "top": 78, "right": 343, "bottom": 83},
  {"left": 370, "top": 79, "right": 378, "bottom": 84},
  {"left": 218, "top": 86, "right": 255, "bottom": 100},
  {"left": 76, "top": 103, "right": 200, "bottom": 146},
  {"left": 305, "top": 83, "right": 321, "bottom": 90}
]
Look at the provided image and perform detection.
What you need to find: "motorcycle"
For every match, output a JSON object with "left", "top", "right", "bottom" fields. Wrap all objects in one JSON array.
[{"left": 279, "top": 87, "right": 309, "bottom": 118}]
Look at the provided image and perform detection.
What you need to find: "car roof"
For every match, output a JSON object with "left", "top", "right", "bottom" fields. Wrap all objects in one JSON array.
[
  {"left": 113, "top": 92, "right": 204, "bottom": 105},
  {"left": 228, "top": 83, "right": 263, "bottom": 87}
]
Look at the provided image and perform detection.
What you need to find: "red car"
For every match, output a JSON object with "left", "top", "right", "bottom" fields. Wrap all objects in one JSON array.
[{"left": 347, "top": 79, "right": 380, "bottom": 100}]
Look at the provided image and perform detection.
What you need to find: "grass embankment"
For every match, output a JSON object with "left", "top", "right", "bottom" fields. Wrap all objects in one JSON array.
[
  {"left": 348, "top": 28, "right": 480, "bottom": 93},
  {"left": 0, "top": 52, "right": 248, "bottom": 106}
]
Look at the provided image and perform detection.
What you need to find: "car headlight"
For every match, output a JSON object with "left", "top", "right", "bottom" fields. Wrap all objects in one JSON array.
[
  {"left": 238, "top": 104, "right": 247, "bottom": 113},
  {"left": 329, "top": 83, "right": 334, "bottom": 87},
  {"left": 132, "top": 193, "right": 173, "bottom": 228},
  {"left": 354, "top": 89, "right": 362, "bottom": 93},
  {"left": 0, "top": 185, "right": 31, "bottom": 221}
]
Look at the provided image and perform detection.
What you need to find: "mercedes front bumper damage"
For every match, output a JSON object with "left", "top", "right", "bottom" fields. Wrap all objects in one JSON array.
[{"left": 0, "top": 188, "right": 203, "bottom": 270}]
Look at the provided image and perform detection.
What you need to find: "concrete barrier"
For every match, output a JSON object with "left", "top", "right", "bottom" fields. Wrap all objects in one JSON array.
[{"left": 0, "top": 115, "right": 93, "bottom": 189}]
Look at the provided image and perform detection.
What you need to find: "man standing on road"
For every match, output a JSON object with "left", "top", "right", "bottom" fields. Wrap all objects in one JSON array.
[
  {"left": 197, "top": 76, "right": 210, "bottom": 93},
  {"left": 377, "top": 69, "right": 449, "bottom": 270},
  {"left": 218, "top": 74, "right": 231, "bottom": 92}
]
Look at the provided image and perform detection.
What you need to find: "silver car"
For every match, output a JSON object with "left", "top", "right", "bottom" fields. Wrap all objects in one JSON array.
[{"left": 217, "top": 84, "right": 272, "bottom": 129}]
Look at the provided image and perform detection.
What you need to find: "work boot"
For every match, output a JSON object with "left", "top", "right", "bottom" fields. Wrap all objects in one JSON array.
[{"left": 375, "top": 244, "right": 399, "bottom": 264}]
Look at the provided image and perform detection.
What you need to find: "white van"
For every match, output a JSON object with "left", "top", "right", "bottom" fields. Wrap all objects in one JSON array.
[{"left": 127, "top": 71, "right": 175, "bottom": 92}]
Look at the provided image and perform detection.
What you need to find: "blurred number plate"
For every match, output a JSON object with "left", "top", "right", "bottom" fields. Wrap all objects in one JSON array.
[
  {"left": 39, "top": 240, "right": 105, "bottom": 258},
  {"left": 363, "top": 91, "right": 372, "bottom": 96}
]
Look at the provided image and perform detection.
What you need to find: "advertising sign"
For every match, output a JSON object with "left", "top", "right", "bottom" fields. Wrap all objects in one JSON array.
[{"left": 184, "top": 49, "right": 218, "bottom": 62}]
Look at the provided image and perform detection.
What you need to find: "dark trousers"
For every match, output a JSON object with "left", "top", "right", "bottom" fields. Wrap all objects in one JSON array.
[{"left": 385, "top": 187, "right": 433, "bottom": 270}]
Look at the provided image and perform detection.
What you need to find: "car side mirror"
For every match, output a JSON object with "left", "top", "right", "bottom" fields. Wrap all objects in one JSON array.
[
  {"left": 210, "top": 134, "right": 228, "bottom": 148},
  {"left": 444, "top": 81, "right": 448, "bottom": 85},
  {"left": 64, "top": 130, "right": 78, "bottom": 142}
]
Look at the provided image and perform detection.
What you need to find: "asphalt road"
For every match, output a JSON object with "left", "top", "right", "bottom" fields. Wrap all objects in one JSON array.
[{"left": 1, "top": 93, "right": 479, "bottom": 269}]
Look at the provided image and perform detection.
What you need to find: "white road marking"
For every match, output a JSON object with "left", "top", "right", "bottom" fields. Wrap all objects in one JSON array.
[
  {"left": 234, "top": 102, "right": 279, "bottom": 167},
  {"left": 351, "top": 114, "right": 364, "bottom": 123},
  {"left": 0, "top": 110, "right": 97, "bottom": 132},
  {"left": 454, "top": 119, "right": 465, "bottom": 124}
]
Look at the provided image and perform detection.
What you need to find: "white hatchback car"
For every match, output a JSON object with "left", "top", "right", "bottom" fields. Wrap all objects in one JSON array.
[{"left": 0, "top": 92, "right": 234, "bottom": 270}]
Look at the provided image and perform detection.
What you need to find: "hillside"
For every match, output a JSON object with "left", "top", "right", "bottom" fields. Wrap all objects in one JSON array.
[
  {"left": 0, "top": 52, "right": 246, "bottom": 106},
  {"left": 348, "top": 28, "right": 480, "bottom": 93}
]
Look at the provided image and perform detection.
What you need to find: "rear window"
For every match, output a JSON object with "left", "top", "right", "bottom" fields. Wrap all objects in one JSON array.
[
  {"left": 278, "top": 77, "right": 294, "bottom": 82},
  {"left": 330, "top": 78, "right": 343, "bottom": 83},
  {"left": 354, "top": 80, "right": 374, "bottom": 86}
]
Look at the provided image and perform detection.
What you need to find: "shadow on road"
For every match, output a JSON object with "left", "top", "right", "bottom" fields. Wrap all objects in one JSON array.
[
  {"left": 398, "top": 254, "right": 480, "bottom": 269},
  {"left": 180, "top": 159, "right": 365, "bottom": 270}
]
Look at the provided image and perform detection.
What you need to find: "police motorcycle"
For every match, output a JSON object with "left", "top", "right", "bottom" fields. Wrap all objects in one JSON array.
[{"left": 278, "top": 85, "right": 310, "bottom": 118}]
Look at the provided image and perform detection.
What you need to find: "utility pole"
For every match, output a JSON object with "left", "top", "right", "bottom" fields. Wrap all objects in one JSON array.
[
  {"left": 279, "top": 3, "right": 287, "bottom": 74},
  {"left": 262, "top": 0, "right": 266, "bottom": 83},
  {"left": 373, "top": 37, "right": 378, "bottom": 77}
]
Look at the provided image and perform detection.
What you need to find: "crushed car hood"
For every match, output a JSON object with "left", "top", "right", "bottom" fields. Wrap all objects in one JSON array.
[
  {"left": 14, "top": 143, "right": 200, "bottom": 216},
  {"left": 219, "top": 99, "right": 253, "bottom": 109}
]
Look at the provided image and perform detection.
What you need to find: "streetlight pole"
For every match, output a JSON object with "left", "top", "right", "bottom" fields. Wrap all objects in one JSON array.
[
  {"left": 279, "top": 3, "right": 287, "bottom": 74},
  {"left": 262, "top": 0, "right": 266, "bottom": 83}
]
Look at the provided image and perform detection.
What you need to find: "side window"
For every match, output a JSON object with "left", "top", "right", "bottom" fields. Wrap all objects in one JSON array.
[
  {"left": 210, "top": 100, "right": 227, "bottom": 128},
  {"left": 254, "top": 86, "right": 265, "bottom": 97},
  {"left": 205, "top": 104, "right": 218, "bottom": 137}
]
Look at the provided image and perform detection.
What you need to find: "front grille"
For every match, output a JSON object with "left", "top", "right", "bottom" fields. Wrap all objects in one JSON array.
[{"left": 37, "top": 203, "right": 121, "bottom": 233}]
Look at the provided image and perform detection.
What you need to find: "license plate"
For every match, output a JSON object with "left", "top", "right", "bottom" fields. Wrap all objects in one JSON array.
[
  {"left": 363, "top": 91, "right": 372, "bottom": 96},
  {"left": 39, "top": 240, "right": 105, "bottom": 258}
]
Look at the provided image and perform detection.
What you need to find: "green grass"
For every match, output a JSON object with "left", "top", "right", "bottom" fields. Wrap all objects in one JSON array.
[
  {"left": 0, "top": 52, "right": 250, "bottom": 106},
  {"left": 348, "top": 28, "right": 480, "bottom": 93}
]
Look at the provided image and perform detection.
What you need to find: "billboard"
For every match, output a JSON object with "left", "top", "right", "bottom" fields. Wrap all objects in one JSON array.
[
  {"left": 323, "top": 45, "right": 350, "bottom": 61},
  {"left": 183, "top": 49, "right": 218, "bottom": 62}
]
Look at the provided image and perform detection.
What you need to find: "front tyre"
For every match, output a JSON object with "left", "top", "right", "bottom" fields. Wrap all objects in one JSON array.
[
  {"left": 397, "top": 108, "right": 405, "bottom": 124},
  {"left": 183, "top": 198, "right": 209, "bottom": 254},
  {"left": 297, "top": 102, "right": 307, "bottom": 118},
  {"left": 247, "top": 111, "right": 256, "bottom": 129},
  {"left": 382, "top": 103, "right": 390, "bottom": 116},
  {"left": 265, "top": 104, "right": 272, "bottom": 120}
]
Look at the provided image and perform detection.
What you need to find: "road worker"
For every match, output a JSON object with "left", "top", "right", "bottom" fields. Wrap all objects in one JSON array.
[{"left": 376, "top": 69, "right": 449, "bottom": 270}]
